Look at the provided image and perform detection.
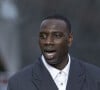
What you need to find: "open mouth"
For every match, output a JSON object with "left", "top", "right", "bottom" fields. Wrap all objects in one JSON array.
[
  {"left": 44, "top": 49, "right": 56, "bottom": 54},
  {"left": 44, "top": 49, "right": 56, "bottom": 59}
]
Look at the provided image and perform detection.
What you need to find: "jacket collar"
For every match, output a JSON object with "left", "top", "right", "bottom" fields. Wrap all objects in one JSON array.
[
  {"left": 66, "top": 57, "right": 86, "bottom": 90},
  {"left": 31, "top": 57, "right": 99, "bottom": 90},
  {"left": 67, "top": 57, "right": 99, "bottom": 90},
  {"left": 32, "top": 57, "right": 58, "bottom": 90}
]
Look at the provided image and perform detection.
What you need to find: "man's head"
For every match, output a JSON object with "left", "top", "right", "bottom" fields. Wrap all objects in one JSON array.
[{"left": 39, "top": 14, "right": 73, "bottom": 69}]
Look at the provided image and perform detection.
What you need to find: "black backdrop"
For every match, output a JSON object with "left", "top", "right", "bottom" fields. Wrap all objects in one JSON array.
[{"left": 14, "top": 0, "right": 100, "bottom": 68}]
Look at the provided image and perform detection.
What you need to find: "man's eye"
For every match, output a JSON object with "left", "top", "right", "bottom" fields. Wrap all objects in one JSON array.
[
  {"left": 53, "top": 33, "right": 63, "bottom": 38},
  {"left": 39, "top": 33, "right": 47, "bottom": 39}
]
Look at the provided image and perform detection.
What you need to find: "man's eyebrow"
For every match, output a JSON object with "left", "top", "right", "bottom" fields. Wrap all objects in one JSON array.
[
  {"left": 39, "top": 32, "right": 48, "bottom": 34},
  {"left": 52, "top": 31, "right": 64, "bottom": 32}
]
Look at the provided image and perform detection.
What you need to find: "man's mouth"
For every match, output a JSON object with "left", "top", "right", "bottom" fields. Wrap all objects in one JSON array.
[{"left": 43, "top": 49, "right": 56, "bottom": 59}]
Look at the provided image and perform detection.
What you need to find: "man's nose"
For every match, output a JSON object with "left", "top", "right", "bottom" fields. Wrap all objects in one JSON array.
[{"left": 45, "top": 35, "right": 54, "bottom": 45}]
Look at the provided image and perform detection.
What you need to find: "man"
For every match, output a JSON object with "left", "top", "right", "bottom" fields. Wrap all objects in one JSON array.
[{"left": 7, "top": 14, "right": 100, "bottom": 90}]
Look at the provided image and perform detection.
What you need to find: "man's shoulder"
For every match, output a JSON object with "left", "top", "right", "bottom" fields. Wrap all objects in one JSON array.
[
  {"left": 82, "top": 61, "right": 100, "bottom": 80},
  {"left": 9, "top": 64, "right": 34, "bottom": 82},
  {"left": 72, "top": 57, "right": 100, "bottom": 81},
  {"left": 9, "top": 58, "right": 42, "bottom": 82},
  {"left": 7, "top": 62, "right": 39, "bottom": 90}
]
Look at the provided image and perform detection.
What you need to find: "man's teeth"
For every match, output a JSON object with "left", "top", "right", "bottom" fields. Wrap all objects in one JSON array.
[{"left": 47, "top": 53, "right": 54, "bottom": 55}]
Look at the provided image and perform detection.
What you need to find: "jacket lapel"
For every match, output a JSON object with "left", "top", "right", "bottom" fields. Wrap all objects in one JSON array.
[
  {"left": 66, "top": 58, "right": 87, "bottom": 90},
  {"left": 31, "top": 57, "right": 99, "bottom": 90},
  {"left": 32, "top": 58, "right": 58, "bottom": 90}
]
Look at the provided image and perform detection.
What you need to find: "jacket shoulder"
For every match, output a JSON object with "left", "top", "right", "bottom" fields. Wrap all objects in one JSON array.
[
  {"left": 7, "top": 64, "right": 37, "bottom": 90},
  {"left": 83, "top": 62, "right": 100, "bottom": 81},
  {"left": 73, "top": 57, "right": 100, "bottom": 81}
]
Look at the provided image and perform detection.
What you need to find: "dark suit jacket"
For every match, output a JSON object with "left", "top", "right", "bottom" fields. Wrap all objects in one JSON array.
[{"left": 7, "top": 57, "right": 100, "bottom": 90}]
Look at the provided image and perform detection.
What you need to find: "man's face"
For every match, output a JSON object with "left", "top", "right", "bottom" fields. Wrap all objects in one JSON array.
[{"left": 39, "top": 19, "right": 73, "bottom": 68}]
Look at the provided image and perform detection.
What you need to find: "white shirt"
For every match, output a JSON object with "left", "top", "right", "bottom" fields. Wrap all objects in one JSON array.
[{"left": 42, "top": 54, "right": 71, "bottom": 90}]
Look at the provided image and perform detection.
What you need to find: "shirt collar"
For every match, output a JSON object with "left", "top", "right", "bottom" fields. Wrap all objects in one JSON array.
[{"left": 41, "top": 54, "right": 71, "bottom": 80}]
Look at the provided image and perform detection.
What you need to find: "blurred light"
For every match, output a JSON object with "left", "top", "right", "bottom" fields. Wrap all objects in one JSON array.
[{"left": 1, "top": 0, "right": 18, "bottom": 20}]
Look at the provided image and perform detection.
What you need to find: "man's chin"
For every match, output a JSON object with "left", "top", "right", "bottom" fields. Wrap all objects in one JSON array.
[{"left": 45, "top": 58, "right": 57, "bottom": 65}]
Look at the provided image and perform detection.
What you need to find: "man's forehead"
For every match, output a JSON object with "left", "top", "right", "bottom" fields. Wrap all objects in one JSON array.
[
  {"left": 41, "top": 19, "right": 66, "bottom": 25},
  {"left": 40, "top": 19, "right": 67, "bottom": 30}
]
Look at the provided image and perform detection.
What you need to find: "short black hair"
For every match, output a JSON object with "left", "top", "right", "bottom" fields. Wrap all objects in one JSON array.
[{"left": 42, "top": 14, "right": 71, "bottom": 33}]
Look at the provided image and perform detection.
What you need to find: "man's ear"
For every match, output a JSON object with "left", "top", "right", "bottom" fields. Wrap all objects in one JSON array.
[{"left": 67, "top": 32, "right": 73, "bottom": 47}]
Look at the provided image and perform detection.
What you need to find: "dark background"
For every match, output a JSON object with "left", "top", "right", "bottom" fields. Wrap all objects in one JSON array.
[
  {"left": 16, "top": 0, "right": 100, "bottom": 68},
  {"left": 0, "top": 0, "right": 100, "bottom": 72}
]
